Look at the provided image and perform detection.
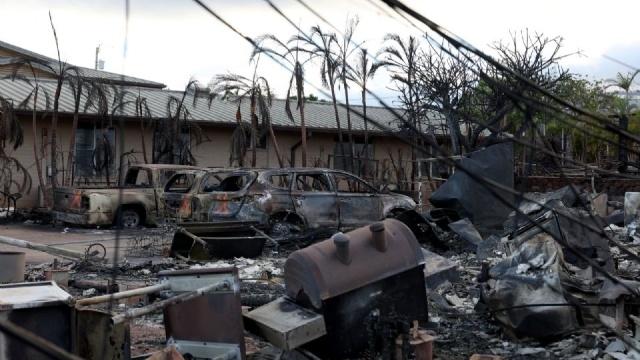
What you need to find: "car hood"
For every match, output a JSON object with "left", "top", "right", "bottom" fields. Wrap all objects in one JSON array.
[{"left": 380, "top": 192, "right": 416, "bottom": 211}]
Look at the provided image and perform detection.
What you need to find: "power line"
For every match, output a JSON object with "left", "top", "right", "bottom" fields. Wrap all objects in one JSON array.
[
  {"left": 188, "top": 0, "right": 640, "bottom": 292},
  {"left": 378, "top": 0, "right": 640, "bottom": 146}
]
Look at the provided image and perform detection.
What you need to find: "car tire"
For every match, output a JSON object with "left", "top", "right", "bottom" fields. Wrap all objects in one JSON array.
[{"left": 117, "top": 208, "right": 143, "bottom": 229}]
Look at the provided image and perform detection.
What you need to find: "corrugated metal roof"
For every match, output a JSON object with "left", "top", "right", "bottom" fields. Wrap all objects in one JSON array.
[
  {"left": 0, "top": 39, "right": 166, "bottom": 89},
  {"left": 0, "top": 77, "right": 446, "bottom": 135}
]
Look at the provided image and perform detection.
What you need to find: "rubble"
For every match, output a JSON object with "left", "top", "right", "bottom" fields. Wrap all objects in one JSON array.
[
  {"left": 3, "top": 178, "right": 640, "bottom": 359},
  {"left": 430, "top": 142, "right": 516, "bottom": 235}
]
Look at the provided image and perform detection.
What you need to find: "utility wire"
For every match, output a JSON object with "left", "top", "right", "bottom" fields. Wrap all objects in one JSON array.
[
  {"left": 293, "top": 0, "right": 640, "bottom": 163},
  {"left": 189, "top": 0, "right": 640, "bottom": 294},
  {"left": 361, "top": 0, "right": 640, "bottom": 161},
  {"left": 266, "top": 0, "right": 640, "bottom": 267},
  {"left": 192, "top": 0, "right": 640, "bottom": 351},
  {"left": 377, "top": 0, "right": 640, "bottom": 146}
]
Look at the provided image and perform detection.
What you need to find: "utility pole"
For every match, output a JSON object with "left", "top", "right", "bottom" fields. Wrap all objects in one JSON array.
[{"left": 94, "top": 45, "right": 101, "bottom": 70}]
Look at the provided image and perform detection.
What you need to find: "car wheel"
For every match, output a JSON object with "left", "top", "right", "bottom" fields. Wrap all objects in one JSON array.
[{"left": 118, "top": 208, "right": 142, "bottom": 229}]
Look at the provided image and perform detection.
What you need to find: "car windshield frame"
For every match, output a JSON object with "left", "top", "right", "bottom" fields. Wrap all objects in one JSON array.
[{"left": 198, "top": 170, "right": 257, "bottom": 194}]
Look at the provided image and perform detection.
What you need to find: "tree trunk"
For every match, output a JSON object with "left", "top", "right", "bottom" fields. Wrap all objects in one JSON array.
[
  {"left": 268, "top": 124, "right": 284, "bottom": 168},
  {"left": 446, "top": 112, "right": 461, "bottom": 155},
  {"left": 342, "top": 76, "right": 356, "bottom": 173},
  {"left": 50, "top": 79, "right": 63, "bottom": 189},
  {"left": 31, "top": 87, "right": 48, "bottom": 207},
  {"left": 66, "top": 95, "right": 81, "bottom": 187},
  {"left": 361, "top": 88, "right": 369, "bottom": 179},
  {"left": 250, "top": 96, "right": 258, "bottom": 167},
  {"left": 140, "top": 118, "right": 149, "bottom": 164},
  {"left": 299, "top": 98, "right": 307, "bottom": 167},
  {"left": 329, "top": 79, "right": 346, "bottom": 170}
]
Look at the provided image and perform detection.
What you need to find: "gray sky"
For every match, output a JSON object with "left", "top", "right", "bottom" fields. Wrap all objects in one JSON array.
[{"left": 1, "top": 0, "right": 639, "bottom": 104}]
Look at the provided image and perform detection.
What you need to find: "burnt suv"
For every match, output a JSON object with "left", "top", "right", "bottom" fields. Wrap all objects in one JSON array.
[{"left": 163, "top": 168, "right": 416, "bottom": 236}]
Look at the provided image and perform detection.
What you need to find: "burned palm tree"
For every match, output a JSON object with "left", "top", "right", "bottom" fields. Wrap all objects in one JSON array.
[
  {"left": 134, "top": 94, "right": 153, "bottom": 164},
  {"left": 0, "top": 95, "right": 32, "bottom": 198},
  {"left": 153, "top": 80, "right": 208, "bottom": 165},
  {"left": 65, "top": 77, "right": 112, "bottom": 185},
  {"left": 4, "top": 68, "right": 50, "bottom": 201},
  {"left": 379, "top": 34, "right": 422, "bottom": 188},
  {"left": 46, "top": 13, "right": 81, "bottom": 188},
  {"left": 291, "top": 26, "right": 346, "bottom": 168},
  {"left": 336, "top": 17, "right": 361, "bottom": 171},
  {"left": 347, "top": 48, "right": 384, "bottom": 177},
  {"left": 211, "top": 73, "right": 284, "bottom": 167},
  {"left": 253, "top": 34, "right": 311, "bottom": 166},
  {"left": 8, "top": 13, "right": 82, "bottom": 188}
]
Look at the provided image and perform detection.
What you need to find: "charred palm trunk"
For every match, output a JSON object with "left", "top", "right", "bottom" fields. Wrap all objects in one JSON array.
[
  {"left": 31, "top": 87, "right": 47, "bottom": 206},
  {"left": 361, "top": 88, "right": 369, "bottom": 178},
  {"left": 50, "top": 78, "right": 63, "bottom": 189},
  {"left": 66, "top": 88, "right": 82, "bottom": 186},
  {"left": 250, "top": 94, "right": 258, "bottom": 167},
  {"left": 329, "top": 78, "right": 346, "bottom": 170},
  {"left": 139, "top": 114, "right": 149, "bottom": 164},
  {"left": 268, "top": 124, "right": 284, "bottom": 167},
  {"left": 140, "top": 122, "right": 149, "bottom": 164},
  {"left": 300, "top": 99, "right": 307, "bottom": 167},
  {"left": 342, "top": 76, "right": 356, "bottom": 173}
]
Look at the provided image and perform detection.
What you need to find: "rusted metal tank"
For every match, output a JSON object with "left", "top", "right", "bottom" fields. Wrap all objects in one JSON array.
[
  {"left": 0, "top": 251, "right": 25, "bottom": 283},
  {"left": 159, "top": 267, "right": 245, "bottom": 359},
  {"left": 284, "top": 218, "right": 428, "bottom": 358}
]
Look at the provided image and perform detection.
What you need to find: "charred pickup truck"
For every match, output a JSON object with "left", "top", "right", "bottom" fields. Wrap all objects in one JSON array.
[
  {"left": 163, "top": 167, "right": 417, "bottom": 238},
  {"left": 53, "top": 164, "right": 204, "bottom": 228}
]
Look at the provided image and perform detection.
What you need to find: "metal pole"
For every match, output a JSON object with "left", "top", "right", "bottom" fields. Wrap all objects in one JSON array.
[
  {"left": 76, "top": 282, "right": 170, "bottom": 306},
  {"left": 0, "top": 235, "right": 96, "bottom": 262}
]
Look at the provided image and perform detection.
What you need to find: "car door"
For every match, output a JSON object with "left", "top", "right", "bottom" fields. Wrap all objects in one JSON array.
[
  {"left": 291, "top": 171, "right": 339, "bottom": 231},
  {"left": 331, "top": 172, "right": 382, "bottom": 230},
  {"left": 123, "top": 167, "right": 157, "bottom": 214}
]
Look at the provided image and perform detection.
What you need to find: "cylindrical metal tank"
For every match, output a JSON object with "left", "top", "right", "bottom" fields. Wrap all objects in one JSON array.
[
  {"left": 0, "top": 251, "right": 25, "bottom": 283},
  {"left": 285, "top": 218, "right": 425, "bottom": 309}
]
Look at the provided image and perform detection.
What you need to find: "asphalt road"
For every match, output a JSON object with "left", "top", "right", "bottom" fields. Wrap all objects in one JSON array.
[{"left": 0, "top": 223, "right": 149, "bottom": 264}]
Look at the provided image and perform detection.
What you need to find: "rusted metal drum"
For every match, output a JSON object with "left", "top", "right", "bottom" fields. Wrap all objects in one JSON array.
[
  {"left": 0, "top": 251, "right": 25, "bottom": 283},
  {"left": 285, "top": 218, "right": 425, "bottom": 309}
]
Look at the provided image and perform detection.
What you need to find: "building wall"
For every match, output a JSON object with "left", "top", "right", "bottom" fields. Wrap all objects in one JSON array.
[{"left": 2, "top": 115, "right": 416, "bottom": 209}]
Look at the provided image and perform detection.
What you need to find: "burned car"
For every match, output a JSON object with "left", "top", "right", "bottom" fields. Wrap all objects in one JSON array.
[
  {"left": 163, "top": 168, "right": 417, "bottom": 237},
  {"left": 53, "top": 164, "right": 204, "bottom": 228}
]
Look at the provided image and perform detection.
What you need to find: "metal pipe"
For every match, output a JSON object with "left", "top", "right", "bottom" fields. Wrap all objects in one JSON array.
[
  {"left": 76, "top": 282, "right": 169, "bottom": 306},
  {"left": 332, "top": 233, "right": 351, "bottom": 265},
  {"left": 176, "top": 228, "right": 208, "bottom": 247},
  {"left": 369, "top": 222, "right": 387, "bottom": 252},
  {"left": 0, "top": 235, "right": 96, "bottom": 262},
  {"left": 111, "top": 280, "right": 230, "bottom": 325}
]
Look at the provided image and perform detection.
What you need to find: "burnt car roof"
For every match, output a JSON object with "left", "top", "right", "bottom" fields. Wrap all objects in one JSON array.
[{"left": 133, "top": 164, "right": 204, "bottom": 170}]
